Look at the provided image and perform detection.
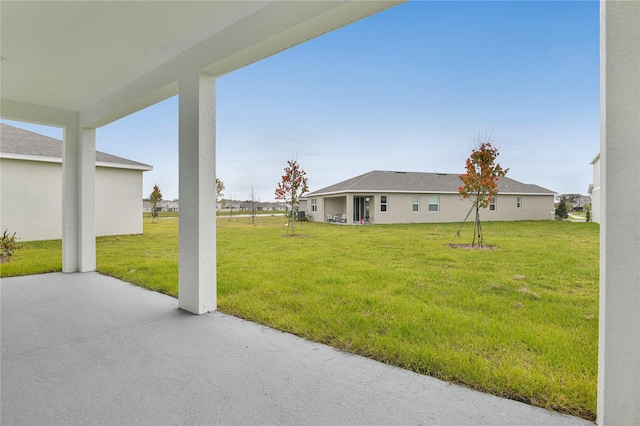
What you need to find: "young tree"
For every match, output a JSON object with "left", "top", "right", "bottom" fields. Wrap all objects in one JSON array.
[
  {"left": 249, "top": 186, "right": 259, "bottom": 225},
  {"left": 149, "top": 184, "right": 163, "bottom": 223},
  {"left": 555, "top": 195, "right": 569, "bottom": 221},
  {"left": 458, "top": 134, "right": 508, "bottom": 246},
  {"left": 275, "top": 159, "right": 309, "bottom": 236},
  {"left": 215, "top": 177, "right": 225, "bottom": 216}
]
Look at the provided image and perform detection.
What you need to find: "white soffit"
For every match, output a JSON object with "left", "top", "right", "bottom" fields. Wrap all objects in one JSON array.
[{"left": 0, "top": 1, "right": 402, "bottom": 127}]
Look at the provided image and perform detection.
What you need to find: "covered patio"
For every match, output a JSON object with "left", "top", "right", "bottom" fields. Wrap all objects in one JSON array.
[
  {"left": 1, "top": 272, "right": 590, "bottom": 425},
  {"left": 1, "top": 1, "right": 638, "bottom": 425},
  {"left": 322, "top": 194, "right": 374, "bottom": 225}
]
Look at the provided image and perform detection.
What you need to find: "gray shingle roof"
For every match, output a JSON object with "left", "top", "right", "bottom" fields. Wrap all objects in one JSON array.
[
  {"left": 0, "top": 123, "right": 152, "bottom": 170},
  {"left": 307, "top": 170, "right": 555, "bottom": 196}
]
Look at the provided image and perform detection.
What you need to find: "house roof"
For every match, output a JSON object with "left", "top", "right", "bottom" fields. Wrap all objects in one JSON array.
[
  {"left": 306, "top": 170, "right": 555, "bottom": 197},
  {"left": 0, "top": 124, "right": 152, "bottom": 171}
]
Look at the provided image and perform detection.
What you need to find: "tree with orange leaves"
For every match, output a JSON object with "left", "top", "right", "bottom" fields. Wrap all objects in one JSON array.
[
  {"left": 275, "top": 159, "right": 309, "bottom": 236},
  {"left": 457, "top": 133, "right": 508, "bottom": 246}
]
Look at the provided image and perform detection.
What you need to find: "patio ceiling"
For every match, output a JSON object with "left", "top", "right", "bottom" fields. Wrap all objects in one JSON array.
[{"left": 0, "top": 1, "right": 401, "bottom": 127}]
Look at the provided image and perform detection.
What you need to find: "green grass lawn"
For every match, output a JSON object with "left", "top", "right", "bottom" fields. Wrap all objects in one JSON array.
[{"left": 1, "top": 216, "right": 600, "bottom": 420}]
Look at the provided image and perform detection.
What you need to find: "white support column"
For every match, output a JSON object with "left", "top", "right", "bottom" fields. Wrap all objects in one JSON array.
[
  {"left": 598, "top": 1, "right": 640, "bottom": 424},
  {"left": 178, "top": 71, "right": 216, "bottom": 314},
  {"left": 346, "top": 194, "right": 354, "bottom": 225},
  {"left": 62, "top": 119, "right": 96, "bottom": 273}
]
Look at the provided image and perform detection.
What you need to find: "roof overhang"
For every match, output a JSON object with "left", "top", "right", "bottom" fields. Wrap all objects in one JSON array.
[
  {"left": 1, "top": 1, "right": 403, "bottom": 128},
  {"left": 0, "top": 153, "right": 153, "bottom": 171},
  {"left": 306, "top": 190, "right": 556, "bottom": 197}
]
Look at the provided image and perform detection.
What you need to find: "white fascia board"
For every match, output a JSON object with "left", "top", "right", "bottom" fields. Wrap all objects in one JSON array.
[
  {"left": 309, "top": 190, "right": 460, "bottom": 197},
  {"left": 310, "top": 190, "right": 555, "bottom": 197},
  {"left": 96, "top": 161, "right": 153, "bottom": 171},
  {"left": 80, "top": 1, "right": 403, "bottom": 128},
  {"left": 1, "top": 153, "right": 152, "bottom": 171},
  {"left": 500, "top": 192, "right": 556, "bottom": 196},
  {"left": 0, "top": 153, "right": 62, "bottom": 164},
  {"left": 590, "top": 152, "right": 601, "bottom": 164}
]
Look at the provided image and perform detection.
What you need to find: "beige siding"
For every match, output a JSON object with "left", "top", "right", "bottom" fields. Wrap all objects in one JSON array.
[{"left": 1, "top": 158, "right": 145, "bottom": 241}]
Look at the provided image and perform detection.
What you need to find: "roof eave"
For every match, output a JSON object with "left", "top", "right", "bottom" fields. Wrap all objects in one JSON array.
[
  {"left": 1, "top": 153, "right": 152, "bottom": 171},
  {"left": 307, "top": 189, "right": 555, "bottom": 197}
]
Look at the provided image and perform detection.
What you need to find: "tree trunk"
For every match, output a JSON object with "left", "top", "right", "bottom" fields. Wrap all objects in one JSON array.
[
  {"left": 473, "top": 204, "right": 483, "bottom": 246},
  {"left": 290, "top": 201, "right": 295, "bottom": 235}
]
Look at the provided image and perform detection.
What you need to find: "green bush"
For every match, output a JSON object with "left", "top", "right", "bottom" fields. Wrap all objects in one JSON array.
[
  {"left": 1, "top": 229, "right": 19, "bottom": 260},
  {"left": 555, "top": 196, "right": 569, "bottom": 220}
]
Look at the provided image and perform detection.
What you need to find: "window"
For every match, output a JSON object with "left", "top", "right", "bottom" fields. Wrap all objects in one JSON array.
[
  {"left": 516, "top": 196, "right": 522, "bottom": 208},
  {"left": 428, "top": 195, "right": 439, "bottom": 212},
  {"left": 311, "top": 198, "right": 317, "bottom": 212},
  {"left": 380, "top": 195, "right": 388, "bottom": 212},
  {"left": 489, "top": 196, "right": 497, "bottom": 211},
  {"left": 412, "top": 195, "right": 419, "bottom": 212}
]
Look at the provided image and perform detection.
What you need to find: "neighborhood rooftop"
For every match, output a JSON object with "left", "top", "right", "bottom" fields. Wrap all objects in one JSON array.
[
  {"left": 307, "top": 170, "right": 556, "bottom": 196},
  {"left": 0, "top": 124, "right": 152, "bottom": 170}
]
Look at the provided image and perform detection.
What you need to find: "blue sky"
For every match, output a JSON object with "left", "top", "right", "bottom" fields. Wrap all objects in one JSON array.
[{"left": 3, "top": 1, "right": 600, "bottom": 202}]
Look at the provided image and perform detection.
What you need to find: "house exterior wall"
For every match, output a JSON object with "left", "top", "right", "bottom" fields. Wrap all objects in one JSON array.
[
  {"left": 1, "top": 158, "right": 144, "bottom": 241},
  {"left": 1, "top": 158, "right": 63, "bottom": 241},
  {"left": 307, "top": 192, "right": 554, "bottom": 224},
  {"left": 374, "top": 193, "right": 553, "bottom": 224},
  {"left": 298, "top": 199, "right": 307, "bottom": 213},
  {"left": 95, "top": 166, "right": 144, "bottom": 236}
]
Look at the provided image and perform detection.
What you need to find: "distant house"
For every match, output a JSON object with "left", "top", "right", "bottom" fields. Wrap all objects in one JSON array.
[
  {"left": 143, "top": 200, "right": 176, "bottom": 213},
  {"left": 158, "top": 200, "right": 179, "bottom": 212},
  {"left": 0, "top": 124, "right": 152, "bottom": 241},
  {"left": 589, "top": 153, "right": 601, "bottom": 223},
  {"left": 303, "top": 170, "right": 555, "bottom": 225}
]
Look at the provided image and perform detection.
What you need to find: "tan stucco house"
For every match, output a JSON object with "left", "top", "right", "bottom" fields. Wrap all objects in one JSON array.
[
  {"left": 303, "top": 170, "right": 555, "bottom": 225},
  {"left": 0, "top": 124, "right": 152, "bottom": 241}
]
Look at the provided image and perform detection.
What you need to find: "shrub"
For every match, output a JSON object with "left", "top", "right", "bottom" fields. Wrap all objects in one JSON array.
[{"left": 1, "top": 230, "right": 19, "bottom": 261}]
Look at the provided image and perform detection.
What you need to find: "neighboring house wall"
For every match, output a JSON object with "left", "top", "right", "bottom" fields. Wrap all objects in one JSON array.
[
  {"left": 372, "top": 193, "right": 553, "bottom": 223},
  {"left": 1, "top": 158, "right": 62, "bottom": 241},
  {"left": 373, "top": 193, "right": 553, "bottom": 224},
  {"left": 591, "top": 153, "right": 601, "bottom": 223},
  {"left": 95, "top": 167, "right": 144, "bottom": 236},
  {"left": 1, "top": 158, "right": 145, "bottom": 241}
]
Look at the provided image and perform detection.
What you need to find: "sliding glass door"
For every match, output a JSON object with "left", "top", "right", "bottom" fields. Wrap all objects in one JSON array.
[{"left": 353, "top": 196, "right": 370, "bottom": 223}]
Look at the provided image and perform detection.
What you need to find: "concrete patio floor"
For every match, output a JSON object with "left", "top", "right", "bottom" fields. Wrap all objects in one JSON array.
[{"left": 1, "top": 272, "right": 593, "bottom": 425}]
